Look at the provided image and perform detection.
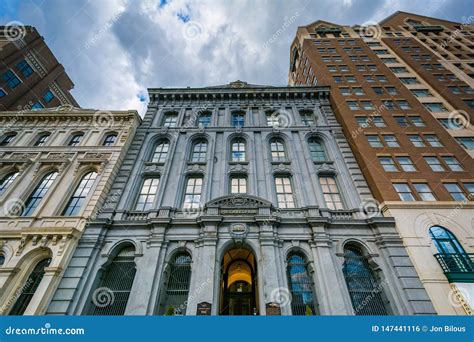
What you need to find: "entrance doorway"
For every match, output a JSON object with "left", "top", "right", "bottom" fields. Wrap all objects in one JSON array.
[{"left": 220, "top": 247, "right": 258, "bottom": 315}]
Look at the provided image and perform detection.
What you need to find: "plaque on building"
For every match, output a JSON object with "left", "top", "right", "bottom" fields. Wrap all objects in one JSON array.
[
  {"left": 266, "top": 302, "right": 281, "bottom": 316},
  {"left": 196, "top": 302, "right": 212, "bottom": 315}
]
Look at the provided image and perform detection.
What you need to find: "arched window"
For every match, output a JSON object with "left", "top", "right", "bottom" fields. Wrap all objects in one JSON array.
[
  {"left": 152, "top": 141, "right": 169, "bottom": 163},
  {"left": 429, "top": 226, "right": 472, "bottom": 274},
  {"left": 308, "top": 139, "right": 327, "bottom": 162},
  {"left": 190, "top": 140, "right": 207, "bottom": 163},
  {"left": 9, "top": 258, "right": 51, "bottom": 315},
  {"left": 22, "top": 172, "right": 58, "bottom": 216},
  {"left": 0, "top": 171, "right": 19, "bottom": 196},
  {"left": 286, "top": 253, "right": 317, "bottom": 315},
  {"left": 429, "top": 226, "right": 466, "bottom": 255},
  {"left": 103, "top": 133, "right": 117, "bottom": 146},
  {"left": 270, "top": 138, "right": 286, "bottom": 162},
  {"left": 0, "top": 132, "right": 17, "bottom": 146},
  {"left": 0, "top": 254, "right": 5, "bottom": 266},
  {"left": 231, "top": 138, "right": 246, "bottom": 162},
  {"left": 68, "top": 133, "right": 84, "bottom": 146},
  {"left": 197, "top": 112, "right": 212, "bottom": 127},
  {"left": 343, "top": 245, "right": 389, "bottom": 315},
  {"left": 62, "top": 172, "right": 98, "bottom": 216},
  {"left": 158, "top": 252, "right": 192, "bottom": 315},
  {"left": 34, "top": 133, "right": 50, "bottom": 146},
  {"left": 87, "top": 246, "right": 136, "bottom": 315},
  {"left": 135, "top": 178, "right": 160, "bottom": 211}
]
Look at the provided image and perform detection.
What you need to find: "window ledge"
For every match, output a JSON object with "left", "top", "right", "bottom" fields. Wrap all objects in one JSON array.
[
  {"left": 229, "top": 161, "right": 249, "bottom": 165},
  {"left": 187, "top": 161, "right": 207, "bottom": 166},
  {"left": 271, "top": 160, "right": 291, "bottom": 165}
]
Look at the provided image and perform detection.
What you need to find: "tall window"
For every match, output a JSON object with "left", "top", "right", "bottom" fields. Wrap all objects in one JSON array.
[
  {"left": 274, "top": 176, "right": 295, "bottom": 208},
  {"left": 68, "top": 133, "right": 84, "bottom": 146},
  {"left": 0, "top": 171, "right": 19, "bottom": 196},
  {"left": 183, "top": 177, "right": 203, "bottom": 209},
  {"left": 320, "top": 176, "right": 343, "bottom": 210},
  {"left": 197, "top": 113, "right": 211, "bottom": 127},
  {"left": 190, "top": 140, "right": 207, "bottom": 163},
  {"left": 63, "top": 172, "right": 98, "bottom": 216},
  {"left": 230, "top": 176, "right": 247, "bottom": 194},
  {"left": 231, "top": 112, "right": 245, "bottom": 127},
  {"left": 152, "top": 141, "right": 169, "bottom": 163},
  {"left": 270, "top": 138, "right": 286, "bottom": 162},
  {"left": 135, "top": 178, "right": 160, "bottom": 211},
  {"left": 34, "top": 133, "right": 50, "bottom": 146},
  {"left": 429, "top": 226, "right": 466, "bottom": 255},
  {"left": 103, "top": 133, "right": 117, "bottom": 146},
  {"left": 163, "top": 113, "right": 178, "bottom": 127},
  {"left": 87, "top": 246, "right": 136, "bottom": 315},
  {"left": 308, "top": 139, "right": 327, "bottom": 162},
  {"left": 158, "top": 252, "right": 192, "bottom": 315},
  {"left": 16, "top": 60, "right": 34, "bottom": 78},
  {"left": 22, "top": 172, "right": 58, "bottom": 216},
  {"left": 343, "top": 245, "right": 389, "bottom": 315},
  {"left": 231, "top": 138, "right": 246, "bottom": 162},
  {"left": 0, "top": 133, "right": 17, "bottom": 146},
  {"left": 9, "top": 258, "right": 51, "bottom": 315},
  {"left": 286, "top": 253, "right": 317, "bottom": 315}
]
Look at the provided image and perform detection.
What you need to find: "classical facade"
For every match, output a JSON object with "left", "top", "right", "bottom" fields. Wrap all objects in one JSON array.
[
  {"left": 289, "top": 12, "right": 474, "bottom": 314},
  {"left": 46, "top": 82, "right": 435, "bottom": 316},
  {"left": 0, "top": 25, "right": 79, "bottom": 111},
  {"left": 0, "top": 106, "right": 140, "bottom": 315}
]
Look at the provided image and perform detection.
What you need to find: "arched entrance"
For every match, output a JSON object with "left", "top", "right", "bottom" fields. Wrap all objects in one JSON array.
[{"left": 220, "top": 246, "right": 258, "bottom": 315}]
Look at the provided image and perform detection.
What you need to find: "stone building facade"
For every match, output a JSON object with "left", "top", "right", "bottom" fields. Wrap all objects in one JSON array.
[
  {"left": 0, "top": 106, "right": 140, "bottom": 315},
  {"left": 46, "top": 82, "right": 435, "bottom": 316}
]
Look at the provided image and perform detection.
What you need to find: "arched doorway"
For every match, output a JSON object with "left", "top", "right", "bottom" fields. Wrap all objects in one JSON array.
[{"left": 220, "top": 247, "right": 258, "bottom": 315}]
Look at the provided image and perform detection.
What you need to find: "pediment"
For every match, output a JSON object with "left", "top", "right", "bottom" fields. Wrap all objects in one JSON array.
[{"left": 205, "top": 194, "right": 272, "bottom": 209}]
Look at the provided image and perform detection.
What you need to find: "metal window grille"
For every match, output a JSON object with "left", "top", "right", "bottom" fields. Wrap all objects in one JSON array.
[
  {"left": 63, "top": 172, "right": 98, "bottom": 216},
  {"left": 287, "top": 254, "right": 317, "bottom": 315},
  {"left": 88, "top": 246, "right": 136, "bottom": 315},
  {"left": 22, "top": 172, "right": 58, "bottom": 216},
  {"left": 343, "top": 246, "right": 389, "bottom": 315},
  {"left": 158, "top": 253, "right": 192, "bottom": 315},
  {"left": 9, "top": 258, "right": 51, "bottom": 315}
]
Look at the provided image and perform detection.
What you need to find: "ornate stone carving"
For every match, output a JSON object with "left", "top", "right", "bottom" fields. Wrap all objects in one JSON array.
[
  {"left": 206, "top": 194, "right": 272, "bottom": 209},
  {"left": 272, "top": 163, "right": 292, "bottom": 174},
  {"left": 316, "top": 162, "right": 337, "bottom": 175}
]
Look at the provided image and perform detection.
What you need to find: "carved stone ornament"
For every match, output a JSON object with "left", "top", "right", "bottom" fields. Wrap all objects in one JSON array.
[{"left": 316, "top": 162, "right": 337, "bottom": 175}]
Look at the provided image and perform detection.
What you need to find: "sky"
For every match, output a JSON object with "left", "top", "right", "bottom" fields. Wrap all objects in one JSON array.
[{"left": 0, "top": 0, "right": 471, "bottom": 115}]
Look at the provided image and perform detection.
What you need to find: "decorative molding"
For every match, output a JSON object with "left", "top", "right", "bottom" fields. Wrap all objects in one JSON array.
[
  {"left": 272, "top": 163, "right": 292, "bottom": 174},
  {"left": 316, "top": 162, "right": 337, "bottom": 175}
]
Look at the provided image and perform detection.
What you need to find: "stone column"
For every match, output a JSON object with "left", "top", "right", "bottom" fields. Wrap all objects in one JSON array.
[
  {"left": 308, "top": 219, "right": 351, "bottom": 315},
  {"left": 257, "top": 217, "right": 284, "bottom": 315},
  {"left": 186, "top": 219, "right": 219, "bottom": 316},
  {"left": 126, "top": 224, "right": 167, "bottom": 315}
]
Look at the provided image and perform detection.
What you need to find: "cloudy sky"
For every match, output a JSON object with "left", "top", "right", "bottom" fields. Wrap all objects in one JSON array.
[{"left": 1, "top": 0, "right": 470, "bottom": 115}]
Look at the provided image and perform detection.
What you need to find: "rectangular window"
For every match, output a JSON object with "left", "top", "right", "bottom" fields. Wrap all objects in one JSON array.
[
  {"left": 163, "top": 114, "right": 178, "bottom": 127},
  {"left": 1, "top": 70, "right": 21, "bottom": 89},
  {"left": 372, "top": 87, "right": 383, "bottom": 95},
  {"left": 414, "top": 183, "right": 436, "bottom": 201},
  {"left": 442, "top": 156, "right": 463, "bottom": 171},
  {"left": 346, "top": 76, "right": 356, "bottom": 83},
  {"left": 438, "top": 119, "right": 463, "bottom": 129},
  {"left": 340, "top": 87, "right": 350, "bottom": 96},
  {"left": 352, "top": 87, "right": 365, "bottom": 95},
  {"left": 394, "top": 183, "right": 415, "bottom": 201},
  {"left": 266, "top": 113, "right": 279, "bottom": 127},
  {"left": 16, "top": 60, "right": 34, "bottom": 78},
  {"left": 367, "top": 135, "right": 382, "bottom": 147},
  {"left": 231, "top": 177, "right": 247, "bottom": 194},
  {"left": 320, "top": 176, "right": 343, "bottom": 210},
  {"left": 347, "top": 101, "right": 360, "bottom": 110},
  {"left": 275, "top": 177, "right": 295, "bottom": 208},
  {"left": 425, "top": 135, "right": 442, "bottom": 147},
  {"left": 183, "top": 177, "right": 203, "bottom": 209},
  {"left": 356, "top": 117, "right": 369, "bottom": 128},
  {"left": 444, "top": 183, "right": 467, "bottom": 201},
  {"left": 383, "top": 100, "right": 396, "bottom": 110},
  {"left": 455, "top": 137, "right": 474, "bottom": 149},
  {"left": 410, "top": 89, "right": 432, "bottom": 97},
  {"left": 383, "top": 135, "right": 400, "bottom": 147},
  {"left": 361, "top": 101, "right": 375, "bottom": 110},
  {"left": 372, "top": 117, "right": 386, "bottom": 127},
  {"left": 135, "top": 178, "right": 160, "bottom": 211},
  {"left": 396, "top": 156, "right": 416, "bottom": 172},
  {"left": 424, "top": 103, "right": 447, "bottom": 112},
  {"left": 379, "top": 157, "right": 398, "bottom": 172},
  {"left": 424, "top": 156, "right": 445, "bottom": 172},
  {"left": 399, "top": 77, "right": 419, "bottom": 85},
  {"left": 408, "top": 135, "right": 425, "bottom": 147},
  {"left": 410, "top": 116, "right": 425, "bottom": 127},
  {"left": 43, "top": 90, "right": 55, "bottom": 103},
  {"left": 397, "top": 100, "right": 411, "bottom": 110},
  {"left": 300, "top": 112, "right": 314, "bottom": 126},
  {"left": 464, "top": 183, "right": 474, "bottom": 197},
  {"left": 0, "top": 88, "right": 6, "bottom": 98},
  {"left": 385, "top": 87, "right": 398, "bottom": 95},
  {"left": 376, "top": 75, "right": 387, "bottom": 82},
  {"left": 232, "top": 113, "right": 245, "bottom": 127}
]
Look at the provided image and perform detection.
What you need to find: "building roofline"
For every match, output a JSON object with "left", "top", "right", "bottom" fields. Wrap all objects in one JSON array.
[{"left": 378, "top": 10, "right": 462, "bottom": 26}]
